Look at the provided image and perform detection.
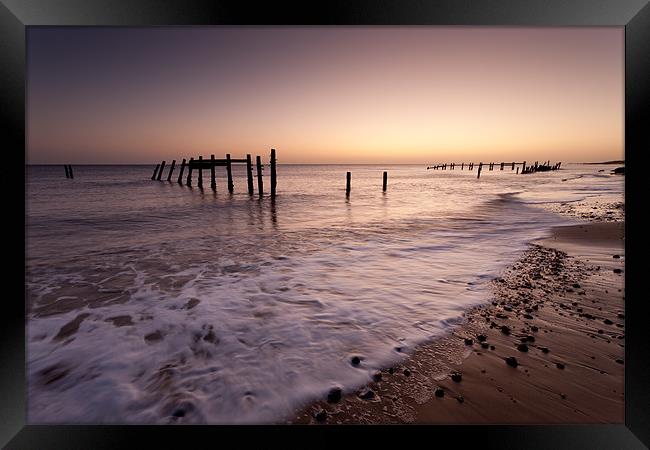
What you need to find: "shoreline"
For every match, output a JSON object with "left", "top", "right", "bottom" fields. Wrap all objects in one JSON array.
[{"left": 293, "top": 220, "right": 624, "bottom": 424}]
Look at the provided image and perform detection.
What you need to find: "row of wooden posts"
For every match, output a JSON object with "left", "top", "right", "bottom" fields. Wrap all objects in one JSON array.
[
  {"left": 427, "top": 161, "right": 561, "bottom": 179},
  {"left": 63, "top": 165, "right": 74, "bottom": 179},
  {"left": 151, "top": 149, "right": 277, "bottom": 197}
]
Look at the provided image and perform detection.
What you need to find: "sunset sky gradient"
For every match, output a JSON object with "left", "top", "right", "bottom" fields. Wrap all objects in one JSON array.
[{"left": 27, "top": 27, "right": 624, "bottom": 164}]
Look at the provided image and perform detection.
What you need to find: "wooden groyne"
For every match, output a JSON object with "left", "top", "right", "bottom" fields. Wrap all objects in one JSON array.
[
  {"left": 426, "top": 161, "right": 561, "bottom": 177},
  {"left": 151, "top": 149, "right": 278, "bottom": 197},
  {"left": 63, "top": 165, "right": 74, "bottom": 179}
]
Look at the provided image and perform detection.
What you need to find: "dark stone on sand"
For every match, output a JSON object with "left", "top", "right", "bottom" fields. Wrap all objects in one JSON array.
[
  {"left": 613, "top": 255, "right": 620, "bottom": 259},
  {"left": 351, "top": 356, "right": 361, "bottom": 366},
  {"left": 435, "top": 388, "right": 445, "bottom": 398},
  {"left": 394, "top": 346, "right": 403, "bottom": 352},
  {"left": 144, "top": 330, "right": 163, "bottom": 343},
  {"left": 477, "top": 334, "right": 487, "bottom": 342},
  {"left": 560, "top": 393, "right": 566, "bottom": 399},
  {"left": 523, "top": 314, "right": 534, "bottom": 320},
  {"left": 526, "top": 335, "right": 535, "bottom": 342},
  {"left": 490, "top": 345, "right": 496, "bottom": 350},
  {"left": 615, "top": 359, "right": 624, "bottom": 364},
  {"left": 481, "top": 342, "right": 489, "bottom": 349},
  {"left": 540, "top": 347, "right": 550, "bottom": 353},
  {"left": 357, "top": 388, "right": 376, "bottom": 400},
  {"left": 185, "top": 298, "right": 200, "bottom": 309},
  {"left": 604, "top": 319, "right": 613, "bottom": 325},
  {"left": 373, "top": 371, "right": 383, "bottom": 382},
  {"left": 456, "top": 395, "right": 464, "bottom": 403},
  {"left": 572, "top": 283, "right": 581, "bottom": 289},
  {"left": 496, "top": 313, "right": 508, "bottom": 319},
  {"left": 403, "top": 368, "right": 411, "bottom": 377},
  {"left": 464, "top": 338, "right": 473, "bottom": 345},
  {"left": 327, "top": 387, "right": 342, "bottom": 403},
  {"left": 505, "top": 356, "right": 518, "bottom": 368},
  {"left": 53, "top": 313, "right": 91, "bottom": 342},
  {"left": 556, "top": 362, "right": 565, "bottom": 370},
  {"left": 451, "top": 372, "right": 462, "bottom": 382},
  {"left": 517, "top": 344, "right": 529, "bottom": 352},
  {"left": 500, "top": 326, "right": 511, "bottom": 335},
  {"left": 172, "top": 408, "right": 185, "bottom": 418},
  {"left": 613, "top": 268, "right": 622, "bottom": 274},
  {"left": 531, "top": 326, "right": 539, "bottom": 332},
  {"left": 388, "top": 368, "right": 394, "bottom": 374},
  {"left": 315, "top": 409, "right": 327, "bottom": 422},
  {"left": 617, "top": 313, "right": 625, "bottom": 319},
  {"left": 504, "top": 306, "right": 513, "bottom": 312}
]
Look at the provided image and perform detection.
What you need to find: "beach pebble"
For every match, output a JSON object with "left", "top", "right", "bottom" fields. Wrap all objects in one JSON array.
[
  {"left": 464, "top": 338, "right": 473, "bottom": 345},
  {"left": 481, "top": 342, "right": 489, "bottom": 349},
  {"left": 314, "top": 409, "right": 327, "bottom": 422},
  {"left": 327, "top": 387, "right": 342, "bottom": 403},
  {"left": 613, "top": 269, "right": 622, "bottom": 274},
  {"left": 351, "top": 356, "right": 361, "bottom": 366},
  {"left": 617, "top": 313, "right": 625, "bottom": 319},
  {"left": 517, "top": 344, "right": 529, "bottom": 352},
  {"left": 372, "top": 371, "right": 383, "bottom": 382},
  {"left": 523, "top": 314, "right": 534, "bottom": 320},
  {"left": 403, "top": 368, "right": 411, "bottom": 377},
  {"left": 505, "top": 356, "right": 518, "bottom": 368},
  {"left": 531, "top": 326, "right": 539, "bottom": 332},
  {"left": 604, "top": 319, "right": 613, "bottom": 325},
  {"left": 556, "top": 363, "right": 565, "bottom": 370},
  {"left": 490, "top": 345, "right": 496, "bottom": 350},
  {"left": 434, "top": 388, "right": 445, "bottom": 398},
  {"left": 500, "top": 326, "right": 511, "bottom": 335},
  {"left": 451, "top": 372, "right": 462, "bottom": 382},
  {"left": 477, "top": 334, "right": 487, "bottom": 342},
  {"left": 540, "top": 347, "right": 550, "bottom": 353},
  {"left": 615, "top": 359, "right": 624, "bottom": 364},
  {"left": 357, "top": 388, "right": 376, "bottom": 400},
  {"left": 456, "top": 395, "right": 464, "bottom": 403},
  {"left": 388, "top": 368, "right": 394, "bottom": 374},
  {"left": 613, "top": 255, "right": 620, "bottom": 259}
]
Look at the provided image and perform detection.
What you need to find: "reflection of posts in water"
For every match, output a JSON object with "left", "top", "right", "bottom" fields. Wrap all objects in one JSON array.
[
  {"left": 186, "top": 158, "right": 194, "bottom": 186},
  {"left": 177, "top": 158, "right": 186, "bottom": 184},
  {"left": 151, "top": 164, "right": 160, "bottom": 180},
  {"left": 346, "top": 172, "right": 351, "bottom": 197},
  {"left": 270, "top": 197, "right": 277, "bottom": 227},
  {"left": 256, "top": 155, "right": 264, "bottom": 196},
  {"left": 167, "top": 159, "right": 176, "bottom": 181}
]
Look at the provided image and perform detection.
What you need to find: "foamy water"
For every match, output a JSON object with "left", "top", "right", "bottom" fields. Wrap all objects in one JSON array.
[{"left": 26, "top": 163, "right": 623, "bottom": 423}]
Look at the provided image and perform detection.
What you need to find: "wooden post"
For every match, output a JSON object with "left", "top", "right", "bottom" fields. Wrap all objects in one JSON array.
[
  {"left": 256, "top": 155, "right": 263, "bottom": 196},
  {"left": 516, "top": 167, "right": 520, "bottom": 174},
  {"left": 177, "top": 158, "right": 186, "bottom": 184},
  {"left": 197, "top": 156, "right": 203, "bottom": 189},
  {"left": 477, "top": 163, "right": 482, "bottom": 179},
  {"left": 346, "top": 171, "right": 351, "bottom": 196},
  {"left": 469, "top": 163, "right": 473, "bottom": 170},
  {"left": 157, "top": 161, "right": 165, "bottom": 180},
  {"left": 522, "top": 161, "right": 526, "bottom": 174},
  {"left": 512, "top": 162, "right": 515, "bottom": 170},
  {"left": 383, "top": 171, "right": 387, "bottom": 192},
  {"left": 270, "top": 149, "right": 277, "bottom": 197},
  {"left": 211, "top": 154, "right": 217, "bottom": 191},
  {"left": 151, "top": 164, "right": 160, "bottom": 180},
  {"left": 64, "top": 165, "right": 69, "bottom": 178},
  {"left": 68, "top": 165, "right": 74, "bottom": 179},
  {"left": 167, "top": 159, "right": 176, "bottom": 181},
  {"left": 461, "top": 163, "right": 464, "bottom": 170},
  {"left": 226, "top": 153, "right": 234, "bottom": 193},
  {"left": 186, "top": 158, "right": 194, "bottom": 186},
  {"left": 246, "top": 154, "right": 254, "bottom": 195},
  {"left": 500, "top": 162, "right": 504, "bottom": 170}
]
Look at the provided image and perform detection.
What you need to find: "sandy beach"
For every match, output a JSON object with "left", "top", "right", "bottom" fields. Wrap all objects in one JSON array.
[{"left": 294, "top": 220, "right": 624, "bottom": 424}]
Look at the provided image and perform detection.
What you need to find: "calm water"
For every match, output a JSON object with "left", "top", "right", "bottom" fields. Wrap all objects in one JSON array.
[{"left": 26, "top": 163, "right": 623, "bottom": 423}]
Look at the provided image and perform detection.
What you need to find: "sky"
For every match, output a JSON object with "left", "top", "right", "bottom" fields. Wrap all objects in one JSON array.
[{"left": 27, "top": 27, "right": 624, "bottom": 164}]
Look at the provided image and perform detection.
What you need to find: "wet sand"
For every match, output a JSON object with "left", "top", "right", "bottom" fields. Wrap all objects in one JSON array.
[{"left": 293, "top": 221, "right": 624, "bottom": 424}]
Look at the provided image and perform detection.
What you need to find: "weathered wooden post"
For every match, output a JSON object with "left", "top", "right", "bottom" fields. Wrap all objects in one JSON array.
[
  {"left": 186, "top": 158, "right": 194, "bottom": 186},
  {"left": 511, "top": 162, "right": 515, "bottom": 170},
  {"left": 470, "top": 163, "right": 473, "bottom": 170},
  {"left": 68, "top": 165, "right": 74, "bottom": 179},
  {"left": 210, "top": 154, "right": 217, "bottom": 191},
  {"left": 477, "top": 162, "right": 483, "bottom": 179},
  {"left": 246, "top": 154, "right": 254, "bottom": 195},
  {"left": 383, "top": 171, "right": 387, "bottom": 192},
  {"left": 157, "top": 161, "right": 166, "bottom": 180},
  {"left": 151, "top": 164, "right": 160, "bottom": 180},
  {"left": 461, "top": 163, "right": 464, "bottom": 170},
  {"left": 256, "top": 155, "right": 263, "bottom": 196},
  {"left": 516, "top": 167, "right": 519, "bottom": 174},
  {"left": 346, "top": 171, "right": 351, "bottom": 196},
  {"left": 64, "top": 165, "right": 69, "bottom": 178},
  {"left": 177, "top": 158, "right": 186, "bottom": 184},
  {"left": 227, "top": 153, "right": 234, "bottom": 193},
  {"left": 167, "top": 159, "right": 176, "bottom": 181},
  {"left": 451, "top": 163, "right": 454, "bottom": 170},
  {"left": 522, "top": 161, "right": 526, "bottom": 174},
  {"left": 270, "top": 149, "right": 277, "bottom": 197},
  {"left": 197, "top": 156, "right": 203, "bottom": 189},
  {"left": 500, "top": 162, "right": 504, "bottom": 170}
]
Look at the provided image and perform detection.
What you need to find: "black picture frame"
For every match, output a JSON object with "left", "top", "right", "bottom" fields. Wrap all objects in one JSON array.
[{"left": 2, "top": 0, "right": 648, "bottom": 448}]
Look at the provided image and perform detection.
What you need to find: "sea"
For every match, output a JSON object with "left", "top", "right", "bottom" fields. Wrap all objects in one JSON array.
[{"left": 25, "top": 162, "right": 624, "bottom": 423}]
